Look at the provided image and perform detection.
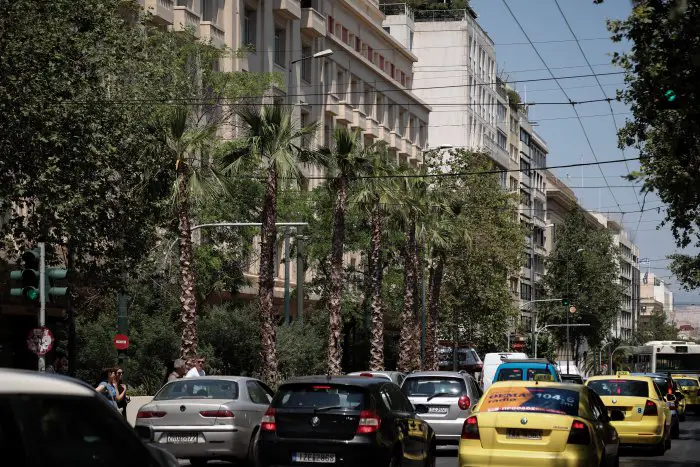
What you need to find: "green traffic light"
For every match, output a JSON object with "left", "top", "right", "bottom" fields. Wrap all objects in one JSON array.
[
  {"left": 24, "top": 287, "right": 39, "bottom": 300},
  {"left": 665, "top": 89, "right": 677, "bottom": 102},
  {"left": 562, "top": 298, "right": 570, "bottom": 306}
]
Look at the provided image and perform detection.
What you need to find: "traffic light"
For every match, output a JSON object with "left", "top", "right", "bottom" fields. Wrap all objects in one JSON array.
[
  {"left": 660, "top": 87, "right": 685, "bottom": 110},
  {"left": 562, "top": 297, "right": 570, "bottom": 307},
  {"left": 9, "top": 248, "right": 41, "bottom": 301},
  {"left": 47, "top": 268, "right": 69, "bottom": 300}
]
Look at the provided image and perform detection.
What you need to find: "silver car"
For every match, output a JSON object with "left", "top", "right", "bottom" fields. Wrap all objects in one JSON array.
[
  {"left": 135, "top": 376, "right": 274, "bottom": 466},
  {"left": 346, "top": 370, "right": 406, "bottom": 386},
  {"left": 401, "top": 371, "right": 482, "bottom": 445}
]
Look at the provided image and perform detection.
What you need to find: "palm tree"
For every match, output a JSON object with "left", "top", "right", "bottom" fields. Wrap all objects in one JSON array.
[
  {"left": 155, "top": 105, "right": 226, "bottom": 358},
  {"left": 353, "top": 145, "right": 396, "bottom": 371},
  {"left": 316, "top": 127, "right": 376, "bottom": 375},
  {"left": 224, "top": 105, "right": 318, "bottom": 385}
]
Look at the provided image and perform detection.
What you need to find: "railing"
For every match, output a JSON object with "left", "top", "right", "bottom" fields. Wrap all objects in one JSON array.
[
  {"left": 379, "top": 3, "right": 414, "bottom": 20},
  {"left": 414, "top": 9, "right": 468, "bottom": 22}
]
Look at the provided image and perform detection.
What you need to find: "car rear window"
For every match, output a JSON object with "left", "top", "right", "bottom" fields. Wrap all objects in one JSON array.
[
  {"left": 480, "top": 386, "right": 580, "bottom": 416},
  {"left": 154, "top": 380, "right": 238, "bottom": 400},
  {"left": 676, "top": 379, "right": 699, "bottom": 387},
  {"left": 587, "top": 379, "right": 648, "bottom": 398},
  {"left": 274, "top": 385, "right": 366, "bottom": 410},
  {"left": 402, "top": 377, "right": 466, "bottom": 397},
  {"left": 496, "top": 368, "right": 523, "bottom": 381}
]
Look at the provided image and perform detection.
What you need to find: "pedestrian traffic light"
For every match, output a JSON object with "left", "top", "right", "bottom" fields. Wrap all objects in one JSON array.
[
  {"left": 562, "top": 297, "right": 570, "bottom": 307},
  {"left": 9, "top": 248, "right": 41, "bottom": 301}
]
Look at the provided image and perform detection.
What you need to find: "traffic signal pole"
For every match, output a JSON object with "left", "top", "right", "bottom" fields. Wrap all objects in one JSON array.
[{"left": 38, "top": 242, "right": 46, "bottom": 372}]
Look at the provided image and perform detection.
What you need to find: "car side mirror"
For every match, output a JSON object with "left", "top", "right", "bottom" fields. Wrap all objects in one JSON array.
[
  {"left": 609, "top": 409, "right": 625, "bottom": 422},
  {"left": 665, "top": 394, "right": 677, "bottom": 403}
]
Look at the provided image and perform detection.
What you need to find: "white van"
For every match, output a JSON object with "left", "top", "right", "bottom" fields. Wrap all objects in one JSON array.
[{"left": 481, "top": 352, "right": 528, "bottom": 390}]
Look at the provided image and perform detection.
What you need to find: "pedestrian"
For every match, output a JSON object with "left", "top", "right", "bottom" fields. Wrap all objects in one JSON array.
[
  {"left": 167, "top": 358, "right": 187, "bottom": 382},
  {"left": 95, "top": 368, "right": 120, "bottom": 411},
  {"left": 185, "top": 356, "right": 206, "bottom": 378},
  {"left": 115, "top": 366, "right": 130, "bottom": 418}
]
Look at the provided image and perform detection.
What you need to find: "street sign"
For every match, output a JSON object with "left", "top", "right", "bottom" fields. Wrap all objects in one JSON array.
[
  {"left": 27, "top": 327, "right": 54, "bottom": 356},
  {"left": 569, "top": 306, "right": 577, "bottom": 314},
  {"left": 113, "top": 334, "right": 129, "bottom": 350}
]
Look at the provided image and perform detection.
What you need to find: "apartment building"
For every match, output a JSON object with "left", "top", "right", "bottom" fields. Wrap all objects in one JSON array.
[
  {"left": 139, "top": 0, "right": 431, "bottom": 314},
  {"left": 591, "top": 212, "right": 641, "bottom": 340},
  {"left": 640, "top": 271, "right": 674, "bottom": 325}
]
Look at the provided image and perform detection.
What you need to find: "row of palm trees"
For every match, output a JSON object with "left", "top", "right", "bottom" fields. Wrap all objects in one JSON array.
[{"left": 166, "top": 104, "right": 467, "bottom": 384}]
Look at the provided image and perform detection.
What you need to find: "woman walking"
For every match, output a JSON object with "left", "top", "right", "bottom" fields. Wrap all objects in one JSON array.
[{"left": 95, "top": 368, "right": 124, "bottom": 411}]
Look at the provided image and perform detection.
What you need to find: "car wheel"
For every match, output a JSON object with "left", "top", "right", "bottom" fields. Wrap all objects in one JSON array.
[
  {"left": 424, "top": 445, "right": 436, "bottom": 467},
  {"left": 246, "top": 428, "right": 260, "bottom": 467},
  {"left": 389, "top": 452, "right": 402, "bottom": 467},
  {"left": 652, "top": 440, "right": 666, "bottom": 456},
  {"left": 671, "top": 423, "right": 680, "bottom": 439},
  {"left": 665, "top": 434, "right": 672, "bottom": 450}
]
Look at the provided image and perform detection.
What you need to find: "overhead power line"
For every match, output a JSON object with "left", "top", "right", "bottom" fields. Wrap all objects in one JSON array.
[{"left": 501, "top": 0, "right": 624, "bottom": 215}]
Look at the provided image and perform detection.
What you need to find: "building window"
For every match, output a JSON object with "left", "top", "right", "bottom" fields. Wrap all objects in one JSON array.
[
  {"left": 409, "top": 31, "right": 414, "bottom": 50},
  {"left": 243, "top": 9, "right": 256, "bottom": 47},
  {"left": 520, "top": 283, "right": 532, "bottom": 301},
  {"left": 379, "top": 55, "right": 385, "bottom": 70},
  {"left": 497, "top": 130, "right": 507, "bottom": 150},
  {"left": 390, "top": 63, "right": 395, "bottom": 79},
  {"left": 355, "top": 37, "right": 361, "bottom": 52},
  {"left": 274, "top": 29, "right": 285, "bottom": 66},
  {"left": 342, "top": 27, "right": 348, "bottom": 43},
  {"left": 400, "top": 71, "right": 405, "bottom": 87},
  {"left": 367, "top": 46, "right": 373, "bottom": 63},
  {"left": 301, "top": 45, "right": 312, "bottom": 82},
  {"left": 520, "top": 128, "right": 530, "bottom": 145},
  {"left": 300, "top": 112, "right": 310, "bottom": 148},
  {"left": 519, "top": 159, "right": 531, "bottom": 177},
  {"left": 509, "top": 176, "right": 518, "bottom": 192},
  {"left": 328, "top": 15, "right": 334, "bottom": 34},
  {"left": 383, "top": 26, "right": 391, "bottom": 34}
]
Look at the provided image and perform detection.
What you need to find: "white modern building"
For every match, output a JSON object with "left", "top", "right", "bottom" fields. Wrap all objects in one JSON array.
[{"left": 640, "top": 271, "right": 674, "bottom": 325}]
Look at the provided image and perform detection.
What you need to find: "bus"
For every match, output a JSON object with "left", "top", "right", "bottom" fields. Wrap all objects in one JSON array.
[{"left": 620, "top": 341, "right": 700, "bottom": 376}]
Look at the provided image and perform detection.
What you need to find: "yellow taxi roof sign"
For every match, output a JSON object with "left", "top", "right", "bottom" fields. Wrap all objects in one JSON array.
[
  {"left": 534, "top": 374, "right": 555, "bottom": 382},
  {"left": 616, "top": 371, "right": 630, "bottom": 376}
]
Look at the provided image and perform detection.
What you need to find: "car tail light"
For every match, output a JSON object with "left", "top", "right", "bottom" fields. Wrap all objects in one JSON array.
[
  {"left": 136, "top": 410, "right": 166, "bottom": 419},
  {"left": 261, "top": 407, "right": 276, "bottom": 432},
  {"left": 458, "top": 395, "right": 471, "bottom": 411},
  {"left": 567, "top": 420, "right": 590, "bottom": 445},
  {"left": 359, "top": 372, "right": 374, "bottom": 377},
  {"left": 199, "top": 410, "right": 234, "bottom": 418},
  {"left": 643, "top": 400, "right": 658, "bottom": 416},
  {"left": 461, "top": 416, "right": 479, "bottom": 440},
  {"left": 356, "top": 410, "right": 381, "bottom": 434}
]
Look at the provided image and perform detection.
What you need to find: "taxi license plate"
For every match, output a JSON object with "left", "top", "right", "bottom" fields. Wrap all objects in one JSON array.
[
  {"left": 506, "top": 429, "right": 542, "bottom": 440},
  {"left": 293, "top": 453, "right": 336, "bottom": 463},
  {"left": 427, "top": 406, "right": 449, "bottom": 414},
  {"left": 166, "top": 433, "right": 198, "bottom": 444}
]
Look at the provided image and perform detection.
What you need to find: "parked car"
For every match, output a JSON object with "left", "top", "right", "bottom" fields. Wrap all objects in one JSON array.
[
  {"left": 437, "top": 345, "right": 483, "bottom": 375},
  {"left": 258, "top": 375, "right": 436, "bottom": 467},
  {"left": 401, "top": 371, "right": 482, "bottom": 446},
  {"left": 493, "top": 358, "right": 562, "bottom": 384},
  {"left": 561, "top": 374, "right": 585, "bottom": 384},
  {"left": 460, "top": 381, "right": 621, "bottom": 467},
  {"left": 481, "top": 352, "right": 528, "bottom": 390},
  {"left": 347, "top": 371, "right": 405, "bottom": 386},
  {"left": 135, "top": 376, "right": 274, "bottom": 466},
  {"left": 0, "top": 368, "right": 178, "bottom": 467}
]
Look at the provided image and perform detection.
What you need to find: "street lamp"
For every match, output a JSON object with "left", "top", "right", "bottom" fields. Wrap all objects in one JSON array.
[{"left": 288, "top": 49, "right": 333, "bottom": 106}]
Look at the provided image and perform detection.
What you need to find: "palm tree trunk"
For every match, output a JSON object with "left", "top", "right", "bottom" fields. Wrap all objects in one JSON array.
[
  {"left": 327, "top": 176, "right": 348, "bottom": 376},
  {"left": 398, "top": 220, "right": 420, "bottom": 373},
  {"left": 369, "top": 202, "right": 385, "bottom": 371},
  {"left": 426, "top": 254, "right": 445, "bottom": 371},
  {"left": 178, "top": 170, "right": 199, "bottom": 359},
  {"left": 259, "top": 166, "right": 279, "bottom": 385}
]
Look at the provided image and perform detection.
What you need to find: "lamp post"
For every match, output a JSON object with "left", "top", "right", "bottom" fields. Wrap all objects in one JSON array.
[
  {"left": 288, "top": 49, "right": 333, "bottom": 105},
  {"left": 529, "top": 222, "right": 554, "bottom": 357}
]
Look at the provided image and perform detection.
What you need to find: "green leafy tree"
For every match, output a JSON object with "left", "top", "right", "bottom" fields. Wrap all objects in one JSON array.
[
  {"left": 224, "top": 105, "right": 318, "bottom": 385},
  {"left": 597, "top": 1, "right": 700, "bottom": 289},
  {"left": 541, "top": 209, "right": 624, "bottom": 360},
  {"left": 633, "top": 309, "right": 679, "bottom": 344}
]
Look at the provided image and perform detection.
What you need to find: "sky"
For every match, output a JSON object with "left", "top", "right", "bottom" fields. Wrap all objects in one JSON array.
[{"left": 464, "top": 0, "right": 699, "bottom": 303}]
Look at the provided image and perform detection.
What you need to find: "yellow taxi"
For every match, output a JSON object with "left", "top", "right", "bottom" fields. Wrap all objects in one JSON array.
[
  {"left": 585, "top": 373, "right": 671, "bottom": 455},
  {"left": 459, "top": 380, "right": 620, "bottom": 467},
  {"left": 674, "top": 375, "right": 700, "bottom": 414}
]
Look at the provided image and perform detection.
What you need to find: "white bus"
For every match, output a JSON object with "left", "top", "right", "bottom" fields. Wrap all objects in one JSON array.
[{"left": 620, "top": 341, "right": 700, "bottom": 375}]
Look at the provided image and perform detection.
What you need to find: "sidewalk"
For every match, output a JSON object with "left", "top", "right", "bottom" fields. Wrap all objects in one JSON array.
[{"left": 126, "top": 395, "right": 153, "bottom": 426}]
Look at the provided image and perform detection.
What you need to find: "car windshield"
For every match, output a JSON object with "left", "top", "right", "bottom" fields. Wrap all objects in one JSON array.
[
  {"left": 480, "top": 386, "right": 580, "bottom": 416},
  {"left": 526, "top": 369, "right": 551, "bottom": 381},
  {"left": 496, "top": 368, "right": 523, "bottom": 381},
  {"left": 588, "top": 379, "right": 649, "bottom": 397},
  {"left": 676, "top": 378, "right": 699, "bottom": 387},
  {"left": 154, "top": 380, "right": 238, "bottom": 400},
  {"left": 402, "top": 377, "right": 466, "bottom": 397},
  {"left": 274, "top": 385, "right": 366, "bottom": 410}
]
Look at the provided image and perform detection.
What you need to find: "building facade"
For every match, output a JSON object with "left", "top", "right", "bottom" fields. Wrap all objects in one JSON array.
[{"left": 639, "top": 271, "right": 674, "bottom": 325}]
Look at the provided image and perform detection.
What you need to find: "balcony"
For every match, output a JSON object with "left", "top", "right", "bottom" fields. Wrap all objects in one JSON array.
[
  {"left": 380, "top": 126, "right": 392, "bottom": 146},
  {"left": 389, "top": 131, "right": 401, "bottom": 151},
  {"left": 143, "top": 0, "right": 174, "bottom": 25},
  {"left": 336, "top": 102, "right": 353, "bottom": 124},
  {"left": 400, "top": 137, "right": 412, "bottom": 156},
  {"left": 483, "top": 139, "right": 510, "bottom": 170},
  {"left": 301, "top": 7, "right": 326, "bottom": 37},
  {"left": 274, "top": 0, "right": 301, "bottom": 20},
  {"left": 326, "top": 94, "right": 339, "bottom": 116},
  {"left": 352, "top": 109, "right": 367, "bottom": 130},
  {"left": 173, "top": 6, "right": 201, "bottom": 37},
  {"left": 200, "top": 21, "right": 225, "bottom": 48},
  {"left": 364, "top": 117, "right": 379, "bottom": 139}
]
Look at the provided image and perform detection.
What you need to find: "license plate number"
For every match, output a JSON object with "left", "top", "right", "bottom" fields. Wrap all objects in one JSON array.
[
  {"left": 427, "top": 406, "right": 448, "bottom": 414},
  {"left": 506, "top": 429, "right": 542, "bottom": 440},
  {"left": 293, "top": 453, "right": 336, "bottom": 463},
  {"left": 166, "top": 433, "right": 198, "bottom": 444}
]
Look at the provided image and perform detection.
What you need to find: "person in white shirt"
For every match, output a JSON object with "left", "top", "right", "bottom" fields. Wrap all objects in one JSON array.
[{"left": 185, "top": 356, "right": 206, "bottom": 378}]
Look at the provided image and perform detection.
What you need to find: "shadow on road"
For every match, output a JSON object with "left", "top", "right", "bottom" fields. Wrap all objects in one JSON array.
[{"left": 436, "top": 446, "right": 458, "bottom": 458}]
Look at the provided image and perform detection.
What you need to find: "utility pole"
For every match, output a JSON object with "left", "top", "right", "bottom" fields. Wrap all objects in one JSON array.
[
  {"left": 566, "top": 302, "right": 570, "bottom": 374},
  {"left": 283, "top": 228, "right": 291, "bottom": 325},
  {"left": 117, "top": 293, "right": 129, "bottom": 364},
  {"left": 38, "top": 242, "right": 46, "bottom": 372},
  {"left": 296, "top": 226, "right": 304, "bottom": 325}
]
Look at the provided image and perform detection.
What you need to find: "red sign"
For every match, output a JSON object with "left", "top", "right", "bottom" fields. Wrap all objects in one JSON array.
[
  {"left": 113, "top": 334, "right": 129, "bottom": 350},
  {"left": 27, "top": 327, "right": 54, "bottom": 356},
  {"left": 511, "top": 342, "right": 525, "bottom": 351}
]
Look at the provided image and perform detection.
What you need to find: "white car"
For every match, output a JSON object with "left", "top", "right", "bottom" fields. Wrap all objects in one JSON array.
[
  {"left": 481, "top": 352, "right": 528, "bottom": 391},
  {"left": 0, "top": 368, "right": 178, "bottom": 467}
]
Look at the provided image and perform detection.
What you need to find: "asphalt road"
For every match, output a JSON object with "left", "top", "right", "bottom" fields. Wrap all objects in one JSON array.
[{"left": 178, "top": 415, "right": 700, "bottom": 466}]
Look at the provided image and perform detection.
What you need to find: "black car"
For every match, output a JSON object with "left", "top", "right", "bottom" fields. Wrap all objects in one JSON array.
[
  {"left": 561, "top": 374, "right": 584, "bottom": 384},
  {"left": 259, "top": 375, "right": 436, "bottom": 467}
]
